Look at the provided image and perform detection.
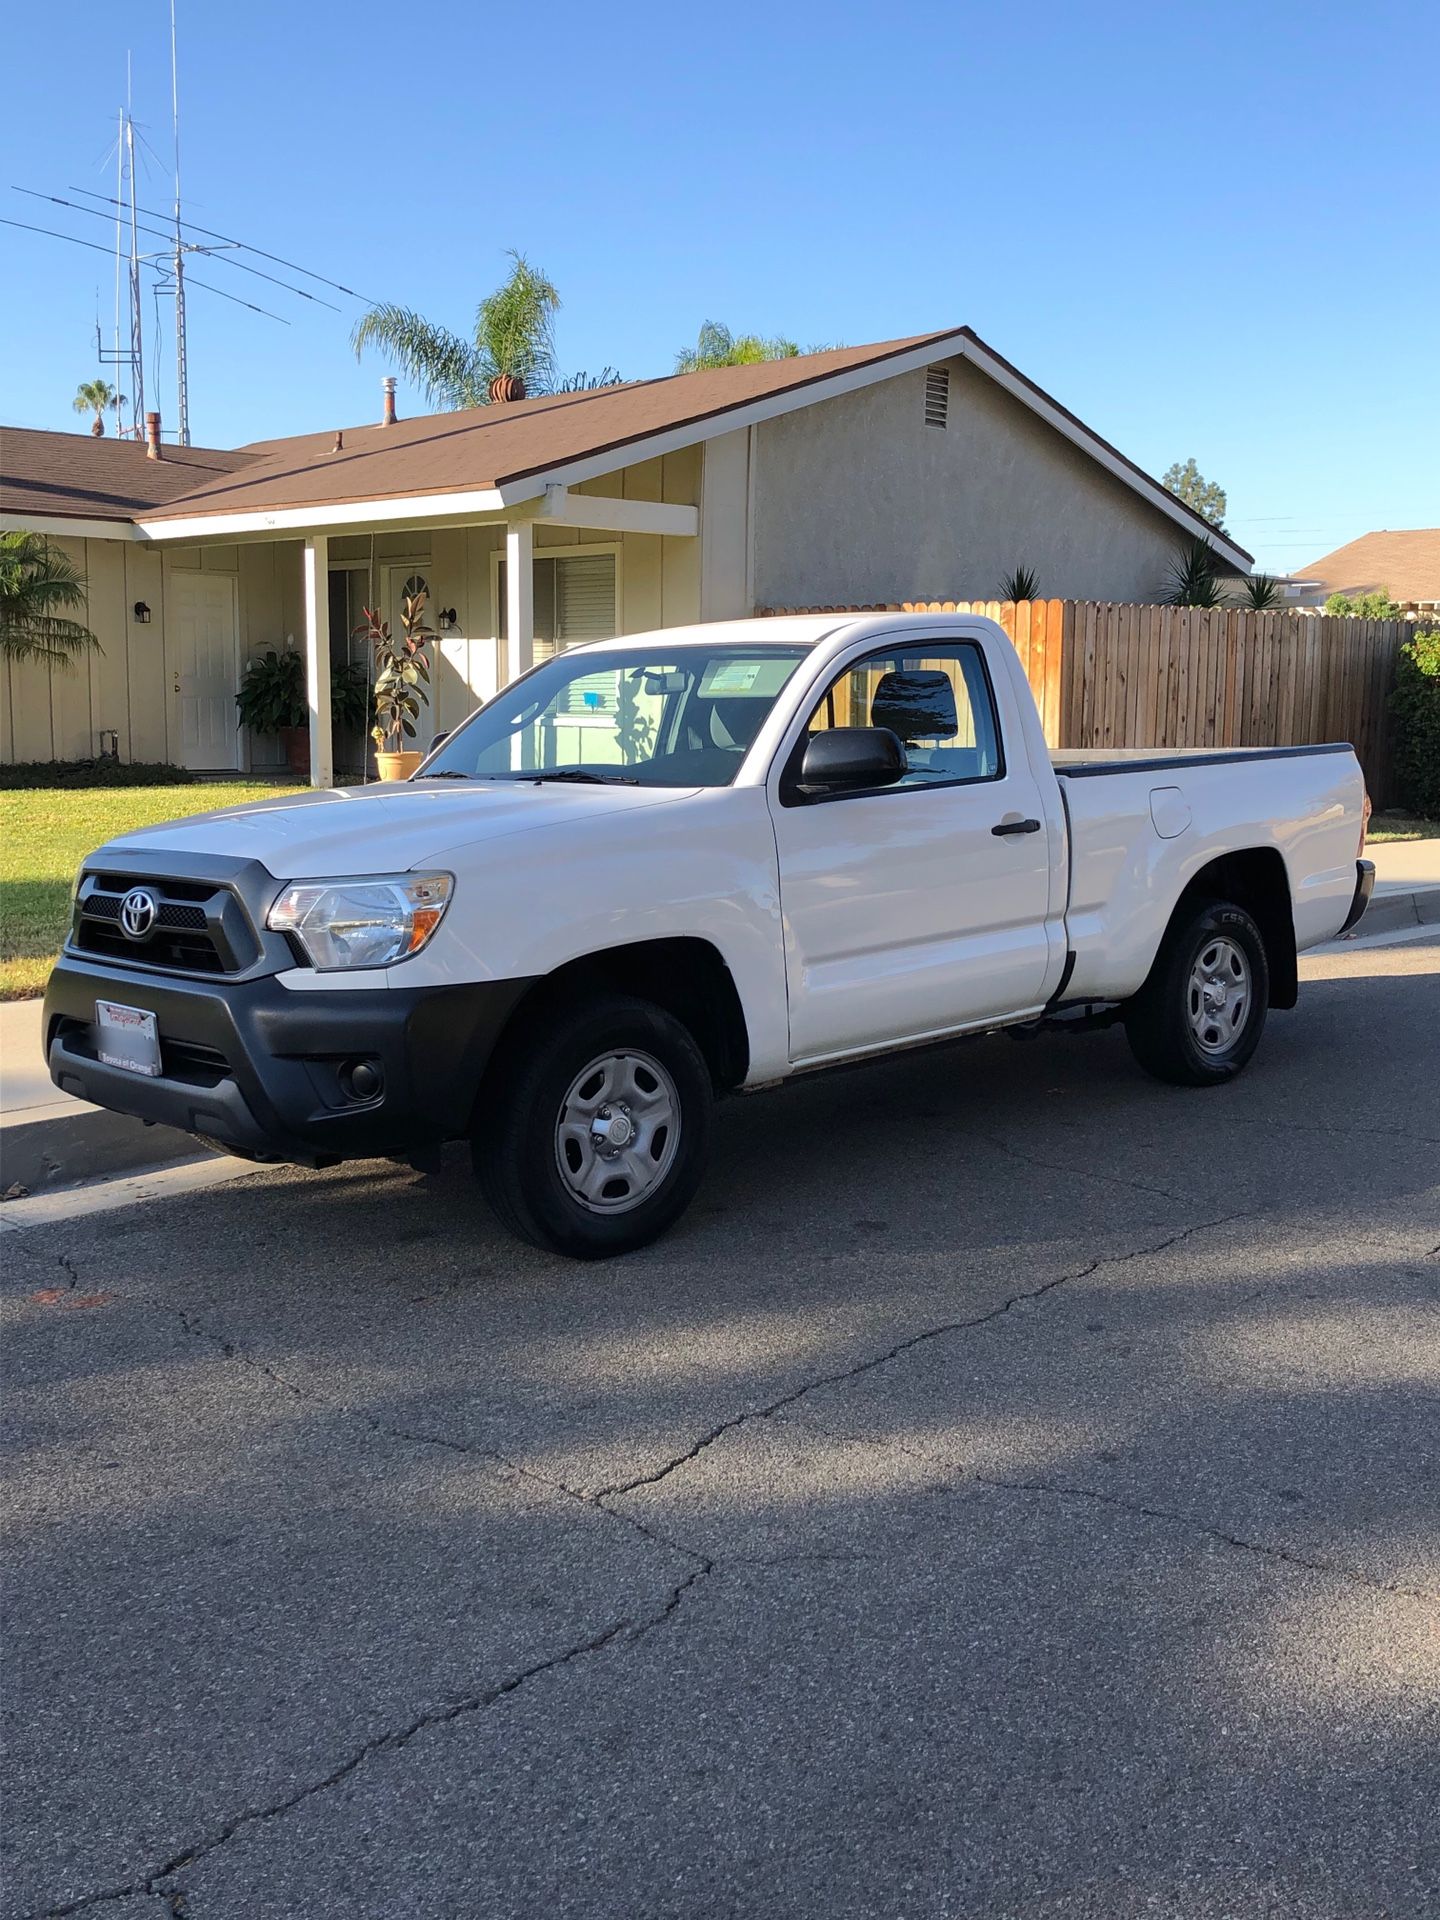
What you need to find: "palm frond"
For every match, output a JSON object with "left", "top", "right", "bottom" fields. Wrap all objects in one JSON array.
[
  {"left": 351, "top": 305, "right": 484, "bottom": 408},
  {"left": 1161, "top": 537, "right": 1228, "bottom": 609},
  {"left": 0, "top": 531, "right": 98, "bottom": 667},
  {"left": 1237, "top": 572, "right": 1282, "bottom": 610},
  {"left": 1000, "top": 564, "right": 1040, "bottom": 602},
  {"left": 475, "top": 251, "right": 560, "bottom": 395},
  {"left": 675, "top": 321, "right": 800, "bottom": 372}
]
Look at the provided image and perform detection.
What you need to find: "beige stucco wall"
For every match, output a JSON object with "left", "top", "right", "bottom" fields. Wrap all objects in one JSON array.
[
  {"left": 751, "top": 356, "right": 1233, "bottom": 609},
  {"left": 0, "top": 532, "right": 304, "bottom": 768}
]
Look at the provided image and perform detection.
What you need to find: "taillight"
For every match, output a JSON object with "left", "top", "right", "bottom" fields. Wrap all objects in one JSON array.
[{"left": 1359, "top": 790, "right": 1371, "bottom": 856}]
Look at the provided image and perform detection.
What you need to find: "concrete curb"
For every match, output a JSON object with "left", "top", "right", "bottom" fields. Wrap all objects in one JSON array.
[
  {"left": 1353, "top": 883, "right": 1440, "bottom": 939},
  {"left": 1, "top": 1103, "right": 201, "bottom": 1197}
]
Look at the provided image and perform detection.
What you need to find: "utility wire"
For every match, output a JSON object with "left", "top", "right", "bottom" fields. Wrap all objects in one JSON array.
[
  {"left": 0, "top": 215, "right": 289, "bottom": 322},
  {"left": 66, "top": 183, "right": 377, "bottom": 304},
  {"left": 13, "top": 187, "right": 340, "bottom": 311}
]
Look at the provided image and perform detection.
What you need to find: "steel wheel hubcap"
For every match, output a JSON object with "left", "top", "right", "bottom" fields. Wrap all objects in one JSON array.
[
  {"left": 555, "top": 1048, "right": 681, "bottom": 1214},
  {"left": 1187, "top": 936, "right": 1251, "bottom": 1055}
]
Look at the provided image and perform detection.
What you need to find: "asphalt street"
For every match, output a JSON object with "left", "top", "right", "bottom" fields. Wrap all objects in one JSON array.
[{"left": 3, "top": 932, "right": 1438, "bottom": 1920}]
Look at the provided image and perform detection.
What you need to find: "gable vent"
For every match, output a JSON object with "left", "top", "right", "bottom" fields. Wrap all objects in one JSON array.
[{"left": 923, "top": 365, "right": 950, "bottom": 428}]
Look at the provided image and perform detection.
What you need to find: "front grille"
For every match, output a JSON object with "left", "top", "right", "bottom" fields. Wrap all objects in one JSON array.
[
  {"left": 71, "top": 871, "right": 261, "bottom": 976},
  {"left": 83, "top": 894, "right": 210, "bottom": 931},
  {"left": 76, "top": 922, "right": 228, "bottom": 972}
]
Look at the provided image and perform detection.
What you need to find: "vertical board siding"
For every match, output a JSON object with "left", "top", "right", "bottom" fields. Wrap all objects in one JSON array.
[{"left": 755, "top": 597, "right": 1414, "bottom": 800}]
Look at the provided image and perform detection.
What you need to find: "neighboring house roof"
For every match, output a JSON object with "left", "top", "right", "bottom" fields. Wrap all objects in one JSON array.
[
  {"left": 0, "top": 426, "right": 257, "bottom": 530},
  {"left": 1, "top": 330, "right": 1253, "bottom": 568},
  {"left": 1290, "top": 529, "right": 1440, "bottom": 605}
]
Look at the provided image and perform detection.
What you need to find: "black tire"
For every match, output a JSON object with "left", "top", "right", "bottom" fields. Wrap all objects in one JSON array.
[
  {"left": 472, "top": 994, "right": 713, "bottom": 1258},
  {"left": 1124, "top": 899, "right": 1270, "bottom": 1087}
]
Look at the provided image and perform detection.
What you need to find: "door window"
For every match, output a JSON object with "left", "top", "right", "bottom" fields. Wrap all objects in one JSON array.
[{"left": 796, "top": 642, "right": 1003, "bottom": 791}]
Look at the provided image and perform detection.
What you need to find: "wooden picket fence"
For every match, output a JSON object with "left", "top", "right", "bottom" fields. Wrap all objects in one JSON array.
[{"left": 757, "top": 599, "right": 1410, "bottom": 800}]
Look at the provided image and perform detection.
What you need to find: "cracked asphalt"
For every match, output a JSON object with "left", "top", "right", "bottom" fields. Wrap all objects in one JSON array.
[{"left": 3, "top": 933, "right": 1438, "bottom": 1920}]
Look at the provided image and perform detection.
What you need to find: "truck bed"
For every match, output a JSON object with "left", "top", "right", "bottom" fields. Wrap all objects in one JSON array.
[{"left": 1049, "top": 742, "right": 1355, "bottom": 779}]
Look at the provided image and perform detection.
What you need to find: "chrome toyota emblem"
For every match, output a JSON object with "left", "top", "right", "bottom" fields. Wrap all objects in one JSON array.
[{"left": 119, "top": 887, "right": 159, "bottom": 939}]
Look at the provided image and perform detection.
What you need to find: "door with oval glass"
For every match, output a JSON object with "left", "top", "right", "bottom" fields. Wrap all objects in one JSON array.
[{"left": 382, "top": 564, "right": 438, "bottom": 756}]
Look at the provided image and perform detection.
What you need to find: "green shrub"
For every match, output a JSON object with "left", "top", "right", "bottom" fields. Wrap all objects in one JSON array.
[
  {"left": 1326, "top": 589, "right": 1400, "bottom": 618},
  {"left": 1390, "top": 629, "right": 1440, "bottom": 814},
  {"left": 0, "top": 758, "right": 195, "bottom": 789}
]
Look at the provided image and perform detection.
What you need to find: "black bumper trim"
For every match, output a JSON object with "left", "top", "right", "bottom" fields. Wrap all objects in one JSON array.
[
  {"left": 43, "top": 961, "right": 534, "bottom": 1166},
  {"left": 1339, "top": 858, "right": 1375, "bottom": 935}
]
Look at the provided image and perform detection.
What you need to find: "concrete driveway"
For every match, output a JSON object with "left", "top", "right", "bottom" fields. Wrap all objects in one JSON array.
[{"left": 3, "top": 933, "right": 1438, "bottom": 1920}]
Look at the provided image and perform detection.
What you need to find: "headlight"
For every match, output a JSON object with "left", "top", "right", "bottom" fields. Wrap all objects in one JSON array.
[{"left": 267, "top": 872, "right": 453, "bottom": 970}]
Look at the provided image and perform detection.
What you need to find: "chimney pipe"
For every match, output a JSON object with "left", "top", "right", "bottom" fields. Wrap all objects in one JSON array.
[
  {"left": 381, "top": 376, "right": 397, "bottom": 427},
  {"left": 145, "top": 411, "right": 162, "bottom": 460}
]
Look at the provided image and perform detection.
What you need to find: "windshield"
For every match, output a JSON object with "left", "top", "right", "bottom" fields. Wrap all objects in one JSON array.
[{"left": 420, "top": 643, "right": 811, "bottom": 788}]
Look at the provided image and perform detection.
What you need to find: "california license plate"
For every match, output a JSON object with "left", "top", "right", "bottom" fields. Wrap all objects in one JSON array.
[{"left": 94, "top": 1000, "right": 161, "bottom": 1077}]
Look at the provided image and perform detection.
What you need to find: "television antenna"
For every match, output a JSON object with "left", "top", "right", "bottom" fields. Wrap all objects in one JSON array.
[{"left": 2, "top": 4, "right": 374, "bottom": 444}]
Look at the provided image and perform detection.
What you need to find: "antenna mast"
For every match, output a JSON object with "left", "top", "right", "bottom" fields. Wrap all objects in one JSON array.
[{"left": 170, "top": 0, "right": 189, "bottom": 445}]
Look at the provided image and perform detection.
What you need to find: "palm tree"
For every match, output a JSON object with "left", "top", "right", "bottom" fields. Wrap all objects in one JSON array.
[
  {"left": 73, "top": 379, "right": 125, "bottom": 437},
  {"left": 675, "top": 321, "right": 801, "bottom": 372},
  {"left": 0, "top": 532, "right": 99, "bottom": 667},
  {"left": 352, "top": 251, "right": 562, "bottom": 409}
]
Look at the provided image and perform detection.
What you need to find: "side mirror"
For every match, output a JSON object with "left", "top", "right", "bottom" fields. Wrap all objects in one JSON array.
[
  {"left": 429, "top": 731, "right": 451, "bottom": 751},
  {"left": 795, "top": 726, "right": 907, "bottom": 797}
]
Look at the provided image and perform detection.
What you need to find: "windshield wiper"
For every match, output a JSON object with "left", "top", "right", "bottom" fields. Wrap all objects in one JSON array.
[
  {"left": 424, "top": 769, "right": 476, "bottom": 779},
  {"left": 524, "top": 770, "right": 640, "bottom": 786}
]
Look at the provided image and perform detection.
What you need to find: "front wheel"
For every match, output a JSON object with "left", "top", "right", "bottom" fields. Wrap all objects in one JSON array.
[
  {"left": 473, "top": 994, "right": 713, "bottom": 1258},
  {"left": 1124, "top": 900, "right": 1270, "bottom": 1087}
]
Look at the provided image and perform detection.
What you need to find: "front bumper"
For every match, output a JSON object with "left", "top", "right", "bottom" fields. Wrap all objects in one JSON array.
[
  {"left": 1339, "top": 858, "right": 1376, "bottom": 935},
  {"left": 43, "top": 959, "right": 532, "bottom": 1166}
]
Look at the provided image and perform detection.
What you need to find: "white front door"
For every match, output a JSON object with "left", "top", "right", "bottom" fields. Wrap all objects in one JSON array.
[{"left": 169, "top": 572, "right": 239, "bottom": 771}]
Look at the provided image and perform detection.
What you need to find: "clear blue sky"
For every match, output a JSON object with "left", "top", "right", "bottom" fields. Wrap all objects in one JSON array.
[{"left": 2, "top": 0, "right": 1436, "bottom": 574}]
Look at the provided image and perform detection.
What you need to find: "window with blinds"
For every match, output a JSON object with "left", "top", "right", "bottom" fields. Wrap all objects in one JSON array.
[{"left": 497, "top": 551, "right": 617, "bottom": 663}]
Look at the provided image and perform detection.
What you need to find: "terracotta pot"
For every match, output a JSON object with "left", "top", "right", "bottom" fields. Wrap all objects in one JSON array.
[
  {"left": 277, "top": 724, "right": 310, "bottom": 775},
  {"left": 375, "top": 749, "right": 423, "bottom": 782},
  {"left": 488, "top": 372, "right": 527, "bottom": 404}
]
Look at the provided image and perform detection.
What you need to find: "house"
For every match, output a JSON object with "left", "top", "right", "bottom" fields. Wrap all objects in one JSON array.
[
  {"left": 1278, "top": 528, "right": 1440, "bottom": 613},
  {"left": 1, "top": 328, "right": 1254, "bottom": 782}
]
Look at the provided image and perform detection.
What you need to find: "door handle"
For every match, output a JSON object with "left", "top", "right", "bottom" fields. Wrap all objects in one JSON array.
[{"left": 992, "top": 817, "right": 1042, "bottom": 836}]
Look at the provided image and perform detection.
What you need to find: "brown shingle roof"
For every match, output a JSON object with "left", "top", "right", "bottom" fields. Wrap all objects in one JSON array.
[
  {"left": 0, "top": 427, "right": 258, "bottom": 524},
  {"left": 140, "top": 334, "right": 959, "bottom": 523},
  {"left": 1292, "top": 529, "right": 1440, "bottom": 605}
]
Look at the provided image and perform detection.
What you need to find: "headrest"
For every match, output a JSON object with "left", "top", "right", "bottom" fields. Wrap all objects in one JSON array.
[
  {"left": 869, "top": 670, "right": 958, "bottom": 742},
  {"left": 708, "top": 698, "right": 768, "bottom": 750}
]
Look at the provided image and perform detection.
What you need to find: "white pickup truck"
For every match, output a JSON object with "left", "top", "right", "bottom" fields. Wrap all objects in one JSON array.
[{"left": 45, "top": 613, "right": 1374, "bottom": 1256}]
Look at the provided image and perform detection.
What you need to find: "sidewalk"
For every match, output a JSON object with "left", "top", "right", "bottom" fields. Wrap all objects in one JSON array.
[
  {"left": 1367, "top": 834, "right": 1440, "bottom": 893},
  {"left": 0, "top": 999, "right": 199, "bottom": 1195}
]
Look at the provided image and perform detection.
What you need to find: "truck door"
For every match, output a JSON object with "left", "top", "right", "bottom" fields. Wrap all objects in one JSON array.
[{"left": 768, "top": 636, "right": 1054, "bottom": 1064}]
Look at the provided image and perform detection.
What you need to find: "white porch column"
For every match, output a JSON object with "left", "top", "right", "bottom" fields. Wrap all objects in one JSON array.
[
  {"left": 302, "top": 535, "right": 333, "bottom": 789},
  {"left": 505, "top": 519, "right": 534, "bottom": 687}
]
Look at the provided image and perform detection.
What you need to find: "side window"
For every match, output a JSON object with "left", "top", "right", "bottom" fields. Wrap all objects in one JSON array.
[{"left": 802, "top": 643, "right": 1003, "bottom": 789}]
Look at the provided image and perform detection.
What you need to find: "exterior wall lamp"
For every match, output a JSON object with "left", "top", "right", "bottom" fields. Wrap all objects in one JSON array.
[
  {"left": 133, "top": 601, "right": 152, "bottom": 624},
  {"left": 437, "top": 607, "right": 458, "bottom": 633}
]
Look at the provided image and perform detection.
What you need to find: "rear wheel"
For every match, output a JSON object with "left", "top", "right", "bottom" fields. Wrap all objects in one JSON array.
[
  {"left": 473, "top": 994, "right": 713, "bottom": 1258},
  {"left": 1124, "top": 899, "right": 1269, "bottom": 1086}
]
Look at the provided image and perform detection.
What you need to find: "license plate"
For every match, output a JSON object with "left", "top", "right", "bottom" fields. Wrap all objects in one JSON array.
[{"left": 94, "top": 1000, "right": 161, "bottom": 1077}]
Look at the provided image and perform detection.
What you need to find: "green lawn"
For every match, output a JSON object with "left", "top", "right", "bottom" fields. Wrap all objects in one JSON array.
[
  {"left": 1369, "top": 812, "right": 1440, "bottom": 842},
  {"left": 0, "top": 784, "right": 294, "bottom": 1000}
]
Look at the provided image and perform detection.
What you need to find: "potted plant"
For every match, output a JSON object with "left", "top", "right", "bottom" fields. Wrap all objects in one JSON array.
[
  {"left": 236, "top": 647, "right": 369, "bottom": 773},
  {"left": 359, "top": 590, "right": 433, "bottom": 780}
]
